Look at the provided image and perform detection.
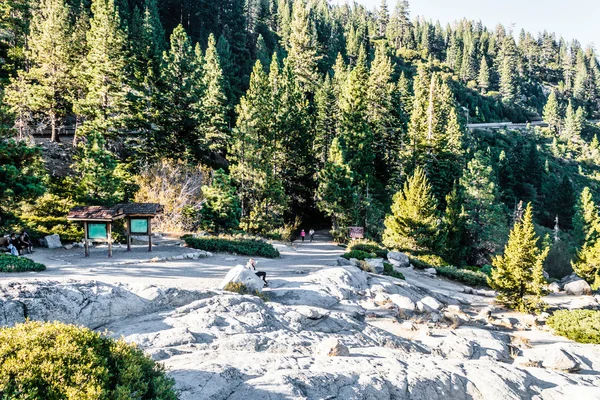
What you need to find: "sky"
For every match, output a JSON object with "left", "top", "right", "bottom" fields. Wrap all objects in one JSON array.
[{"left": 345, "top": 0, "right": 599, "bottom": 49}]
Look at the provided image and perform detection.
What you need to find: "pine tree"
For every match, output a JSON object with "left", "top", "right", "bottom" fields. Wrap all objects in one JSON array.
[
  {"left": 285, "top": 0, "right": 319, "bottom": 92},
  {"left": 573, "top": 187, "right": 600, "bottom": 249},
  {"left": 386, "top": 0, "right": 412, "bottom": 50},
  {"left": 382, "top": 166, "right": 440, "bottom": 252},
  {"left": 313, "top": 75, "right": 337, "bottom": 168},
  {"left": 316, "top": 137, "right": 355, "bottom": 231},
  {"left": 563, "top": 100, "right": 585, "bottom": 140},
  {"left": 460, "top": 150, "right": 508, "bottom": 265},
  {"left": 489, "top": 202, "right": 549, "bottom": 312},
  {"left": 199, "top": 33, "right": 230, "bottom": 156},
  {"left": 368, "top": 44, "right": 400, "bottom": 189},
  {"left": 198, "top": 169, "right": 241, "bottom": 233},
  {"left": 478, "top": 56, "right": 490, "bottom": 94},
  {"left": 499, "top": 36, "right": 519, "bottom": 104},
  {"left": 231, "top": 60, "right": 287, "bottom": 233},
  {"left": 442, "top": 183, "right": 467, "bottom": 265},
  {"left": 157, "top": 25, "right": 205, "bottom": 160},
  {"left": 75, "top": 0, "right": 129, "bottom": 136},
  {"left": 71, "top": 131, "right": 125, "bottom": 205},
  {"left": 6, "top": 0, "right": 73, "bottom": 143},
  {"left": 378, "top": 0, "right": 389, "bottom": 37},
  {"left": 542, "top": 90, "right": 561, "bottom": 134}
]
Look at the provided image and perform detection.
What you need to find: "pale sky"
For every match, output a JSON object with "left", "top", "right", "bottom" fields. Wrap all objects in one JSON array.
[{"left": 344, "top": 0, "right": 599, "bottom": 49}]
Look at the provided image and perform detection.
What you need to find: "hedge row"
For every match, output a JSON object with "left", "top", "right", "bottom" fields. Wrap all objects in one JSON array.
[
  {"left": 547, "top": 309, "right": 600, "bottom": 344},
  {"left": 341, "top": 249, "right": 376, "bottom": 261},
  {"left": 0, "top": 254, "right": 46, "bottom": 273},
  {"left": 410, "top": 255, "right": 489, "bottom": 288},
  {"left": 184, "top": 236, "right": 280, "bottom": 258}
]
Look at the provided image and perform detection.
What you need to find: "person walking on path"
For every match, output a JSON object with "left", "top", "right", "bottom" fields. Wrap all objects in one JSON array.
[
  {"left": 309, "top": 229, "right": 315, "bottom": 242},
  {"left": 300, "top": 229, "right": 306, "bottom": 242}
]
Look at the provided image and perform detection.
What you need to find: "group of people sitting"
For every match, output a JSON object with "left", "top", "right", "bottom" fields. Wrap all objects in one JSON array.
[{"left": 5, "top": 232, "right": 34, "bottom": 256}]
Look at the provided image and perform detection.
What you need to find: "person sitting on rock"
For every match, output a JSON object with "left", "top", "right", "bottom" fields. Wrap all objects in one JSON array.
[
  {"left": 246, "top": 258, "right": 268, "bottom": 287},
  {"left": 19, "top": 231, "right": 33, "bottom": 254},
  {"left": 8, "top": 233, "right": 22, "bottom": 256}
]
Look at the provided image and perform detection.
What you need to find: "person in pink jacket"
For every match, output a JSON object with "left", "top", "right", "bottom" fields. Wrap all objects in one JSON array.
[{"left": 300, "top": 229, "right": 306, "bottom": 242}]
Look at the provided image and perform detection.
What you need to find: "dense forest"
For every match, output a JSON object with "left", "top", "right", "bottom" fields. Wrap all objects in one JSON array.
[{"left": 3, "top": 0, "right": 600, "bottom": 282}]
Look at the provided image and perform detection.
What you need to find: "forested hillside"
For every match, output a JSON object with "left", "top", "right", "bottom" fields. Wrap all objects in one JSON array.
[{"left": 3, "top": 0, "right": 600, "bottom": 278}]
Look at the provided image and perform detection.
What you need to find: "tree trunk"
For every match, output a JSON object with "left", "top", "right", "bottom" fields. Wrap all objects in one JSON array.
[{"left": 50, "top": 112, "right": 60, "bottom": 142}]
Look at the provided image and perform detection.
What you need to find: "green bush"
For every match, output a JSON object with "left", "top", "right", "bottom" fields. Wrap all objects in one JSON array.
[
  {"left": 348, "top": 242, "right": 388, "bottom": 259},
  {"left": 462, "top": 265, "right": 480, "bottom": 272},
  {"left": 547, "top": 310, "right": 600, "bottom": 344},
  {"left": 184, "top": 236, "right": 279, "bottom": 258},
  {"left": 341, "top": 250, "right": 375, "bottom": 261},
  {"left": 383, "top": 262, "right": 405, "bottom": 280},
  {"left": 435, "top": 265, "right": 489, "bottom": 287},
  {"left": 0, "top": 321, "right": 177, "bottom": 399},
  {"left": 223, "top": 282, "right": 269, "bottom": 302},
  {"left": 0, "top": 254, "right": 46, "bottom": 272},
  {"left": 409, "top": 254, "right": 488, "bottom": 287},
  {"left": 480, "top": 264, "right": 493, "bottom": 276}
]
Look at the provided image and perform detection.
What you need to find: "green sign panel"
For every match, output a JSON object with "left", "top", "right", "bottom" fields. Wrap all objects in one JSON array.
[
  {"left": 130, "top": 218, "right": 149, "bottom": 234},
  {"left": 88, "top": 223, "right": 108, "bottom": 239}
]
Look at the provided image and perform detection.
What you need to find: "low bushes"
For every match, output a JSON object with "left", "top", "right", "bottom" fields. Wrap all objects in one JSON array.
[
  {"left": 0, "top": 254, "right": 46, "bottom": 272},
  {"left": 547, "top": 309, "right": 600, "bottom": 344},
  {"left": 348, "top": 241, "right": 388, "bottom": 259},
  {"left": 184, "top": 236, "right": 280, "bottom": 258},
  {"left": 0, "top": 321, "right": 177, "bottom": 399},
  {"left": 383, "top": 262, "right": 405, "bottom": 280},
  {"left": 409, "top": 254, "right": 489, "bottom": 287},
  {"left": 223, "top": 282, "right": 269, "bottom": 302},
  {"left": 341, "top": 250, "right": 375, "bottom": 261}
]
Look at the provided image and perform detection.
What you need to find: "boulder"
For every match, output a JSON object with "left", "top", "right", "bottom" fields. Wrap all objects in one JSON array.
[
  {"left": 336, "top": 257, "right": 353, "bottom": 266},
  {"left": 560, "top": 273, "right": 580, "bottom": 285},
  {"left": 64, "top": 244, "right": 73, "bottom": 250},
  {"left": 547, "top": 281, "right": 562, "bottom": 294},
  {"left": 417, "top": 296, "right": 442, "bottom": 312},
  {"left": 366, "top": 258, "right": 384, "bottom": 274},
  {"left": 388, "top": 294, "right": 416, "bottom": 311},
  {"left": 387, "top": 251, "right": 410, "bottom": 268},
  {"left": 542, "top": 348, "right": 581, "bottom": 373},
  {"left": 219, "top": 265, "right": 264, "bottom": 293},
  {"left": 564, "top": 279, "right": 592, "bottom": 296},
  {"left": 45, "top": 234, "right": 62, "bottom": 249},
  {"left": 316, "top": 338, "right": 350, "bottom": 357},
  {"left": 424, "top": 268, "right": 437, "bottom": 276}
]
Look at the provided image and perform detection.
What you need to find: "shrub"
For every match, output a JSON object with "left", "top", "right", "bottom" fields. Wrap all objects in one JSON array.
[
  {"left": 348, "top": 241, "right": 388, "bottom": 259},
  {"left": 480, "top": 264, "right": 493, "bottom": 276},
  {"left": 0, "top": 321, "right": 177, "bottom": 399},
  {"left": 547, "top": 310, "right": 600, "bottom": 344},
  {"left": 462, "top": 265, "right": 480, "bottom": 272},
  {"left": 356, "top": 260, "right": 375, "bottom": 273},
  {"left": 435, "top": 265, "right": 489, "bottom": 287},
  {"left": 223, "top": 282, "right": 269, "bottom": 302},
  {"left": 341, "top": 250, "right": 375, "bottom": 261},
  {"left": 0, "top": 254, "right": 46, "bottom": 272},
  {"left": 184, "top": 236, "right": 280, "bottom": 258},
  {"left": 383, "top": 262, "right": 405, "bottom": 280}
]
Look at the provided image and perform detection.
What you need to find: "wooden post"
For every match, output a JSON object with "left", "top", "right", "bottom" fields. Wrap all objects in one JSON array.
[
  {"left": 84, "top": 222, "right": 89, "bottom": 257},
  {"left": 148, "top": 217, "right": 152, "bottom": 252},
  {"left": 107, "top": 222, "right": 112, "bottom": 258},
  {"left": 127, "top": 218, "right": 131, "bottom": 251}
]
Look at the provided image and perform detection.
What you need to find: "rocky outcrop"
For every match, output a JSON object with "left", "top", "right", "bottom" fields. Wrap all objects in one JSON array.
[
  {"left": 564, "top": 279, "right": 593, "bottom": 296},
  {"left": 387, "top": 251, "right": 410, "bottom": 268},
  {"left": 2, "top": 267, "right": 600, "bottom": 399}
]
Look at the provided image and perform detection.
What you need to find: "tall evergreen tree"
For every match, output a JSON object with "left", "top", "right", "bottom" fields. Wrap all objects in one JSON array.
[
  {"left": 442, "top": 183, "right": 467, "bottom": 265},
  {"left": 6, "top": 0, "right": 73, "bottom": 142},
  {"left": 477, "top": 56, "right": 490, "bottom": 94},
  {"left": 199, "top": 33, "right": 229, "bottom": 156},
  {"left": 542, "top": 90, "right": 561, "bottom": 134},
  {"left": 382, "top": 166, "right": 440, "bottom": 252},
  {"left": 75, "top": 0, "right": 129, "bottom": 136},
  {"left": 313, "top": 75, "right": 337, "bottom": 168},
  {"left": 490, "top": 202, "right": 549, "bottom": 312},
  {"left": 198, "top": 169, "right": 241, "bottom": 233},
  {"left": 499, "top": 36, "right": 519, "bottom": 104},
  {"left": 285, "top": 0, "right": 319, "bottom": 93},
  {"left": 460, "top": 150, "right": 508, "bottom": 265}
]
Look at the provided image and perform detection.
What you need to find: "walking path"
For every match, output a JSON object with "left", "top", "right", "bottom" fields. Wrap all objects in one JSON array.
[{"left": 1, "top": 230, "right": 344, "bottom": 291}]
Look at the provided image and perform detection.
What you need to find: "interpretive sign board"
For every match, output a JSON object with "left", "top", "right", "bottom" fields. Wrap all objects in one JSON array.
[
  {"left": 349, "top": 226, "right": 364, "bottom": 239},
  {"left": 88, "top": 223, "right": 108, "bottom": 240},
  {"left": 130, "top": 218, "right": 149, "bottom": 234}
]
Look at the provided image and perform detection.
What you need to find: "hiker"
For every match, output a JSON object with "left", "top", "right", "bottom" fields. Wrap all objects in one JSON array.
[
  {"left": 246, "top": 258, "right": 268, "bottom": 287},
  {"left": 20, "top": 231, "right": 33, "bottom": 254},
  {"left": 8, "top": 234, "right": 21, "bottom": 256},
  {"left": 300, "top": 229, "right": 306, "bottom": 242},
  {"left": 309, "top": 229, "right": 315, "bottom": 242}
]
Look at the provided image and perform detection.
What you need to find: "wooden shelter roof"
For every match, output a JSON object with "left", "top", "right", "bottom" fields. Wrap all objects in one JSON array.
[{"left": 67, "top": 203, "right": 162, "bottom": 222}]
